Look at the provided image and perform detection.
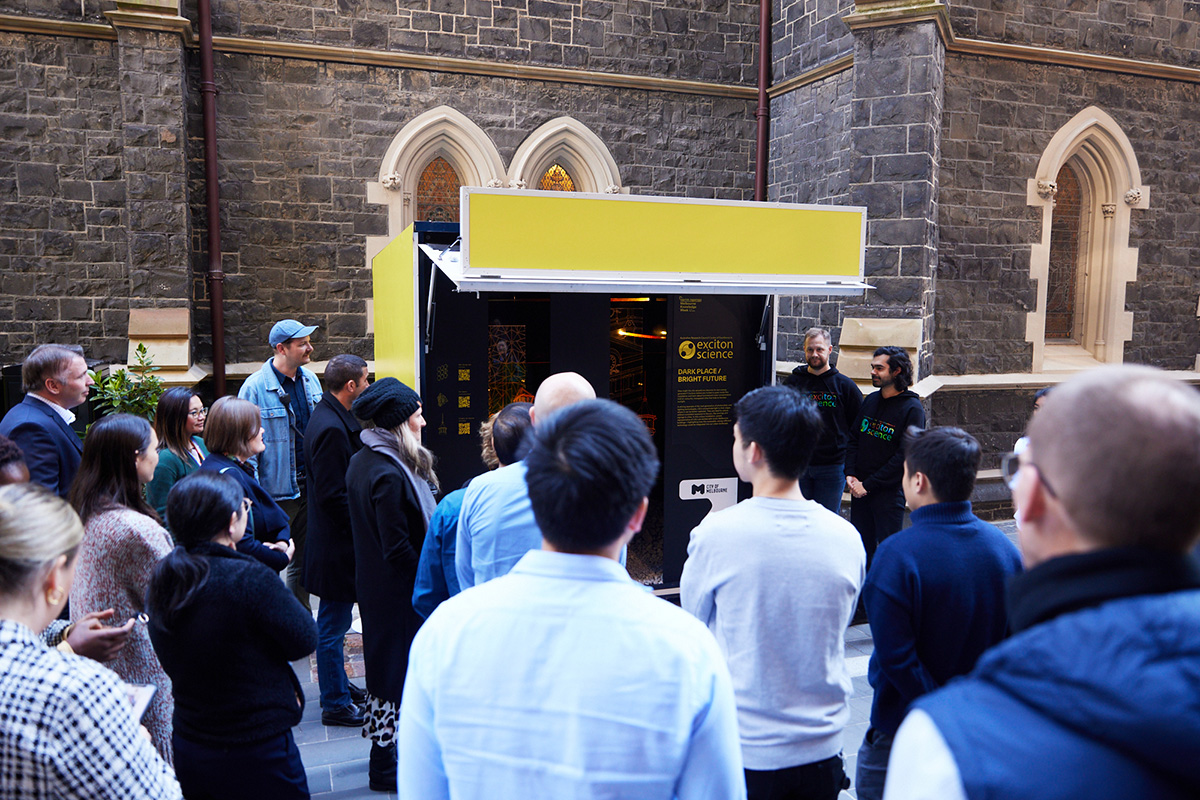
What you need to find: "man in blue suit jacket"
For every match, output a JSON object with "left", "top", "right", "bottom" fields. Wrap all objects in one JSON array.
[{"left": 0, "top": 344, "right": 93, "bottom": 497}]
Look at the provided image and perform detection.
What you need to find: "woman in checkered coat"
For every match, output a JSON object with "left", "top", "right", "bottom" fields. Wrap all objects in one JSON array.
[
  {"left": 68, "top": 414, "right": 175, "bottom": 763},
  {"left": 0, "top": 483, "right": 180, "bottom": 800}
]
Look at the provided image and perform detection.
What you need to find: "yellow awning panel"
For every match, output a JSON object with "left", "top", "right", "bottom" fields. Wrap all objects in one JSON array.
[{"left": 456, "top": 189, "right": 867, "bottom": 294}]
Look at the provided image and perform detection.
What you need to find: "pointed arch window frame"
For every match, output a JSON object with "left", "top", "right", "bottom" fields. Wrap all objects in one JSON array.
[
  {"left": 508, "top": 117, "right": 623, "bottom": 194},
  {"left": 1026, "top": 106, "right": 1149, "bottom": 372}
]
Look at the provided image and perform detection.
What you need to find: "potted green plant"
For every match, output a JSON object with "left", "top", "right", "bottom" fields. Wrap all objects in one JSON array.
[{"left": 88, "top": 342, "right": 165, "bottom": 422}]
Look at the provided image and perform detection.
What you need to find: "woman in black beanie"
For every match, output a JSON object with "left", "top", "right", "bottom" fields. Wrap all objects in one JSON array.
[{"left": 345, "top": 377, "right": 438, "bottom": 790}]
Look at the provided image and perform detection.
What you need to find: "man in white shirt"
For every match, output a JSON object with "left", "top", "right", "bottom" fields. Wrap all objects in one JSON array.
[
  {"left": 682, "top": 385, "right": 865, "bottom": 800},
  {"left": 400, "top": 399, "right": 746, "bottom": 800}
]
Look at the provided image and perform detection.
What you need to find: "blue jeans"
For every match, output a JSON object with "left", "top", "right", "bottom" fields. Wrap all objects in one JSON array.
[
  {"left": 316, "top": 599, "right": 353, "bottom": 711},
  {"left": 855, "top": 726, "right": 894, "bottom": 800},
  {"left": 800, "top": 464, "right": 846, "bottom": 514}
]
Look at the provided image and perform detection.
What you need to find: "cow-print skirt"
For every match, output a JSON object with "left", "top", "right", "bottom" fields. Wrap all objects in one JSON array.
[{"left": 361, "top": 693, "right": 397, "bottom": 746}]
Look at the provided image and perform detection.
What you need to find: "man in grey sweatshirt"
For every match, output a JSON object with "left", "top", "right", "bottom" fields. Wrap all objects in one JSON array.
[{"left": 681, "top": 385, "right": 866, "bottom": 800}]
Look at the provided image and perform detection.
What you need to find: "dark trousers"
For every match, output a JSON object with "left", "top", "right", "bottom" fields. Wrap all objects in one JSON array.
[
  {"left": 174, "top": 730, "right": 309, "bottom": 800},
  {"left": 745, "top": 754, "right": 850, "bottom": 800},
  {"left": 849, "top": 487, "right": 906, "bottom": 567},
  {"left": 278, "top": 490, "right": 309, "bottom": 611}
]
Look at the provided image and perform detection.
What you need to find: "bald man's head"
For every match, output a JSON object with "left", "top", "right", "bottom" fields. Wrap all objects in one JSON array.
[
  {"left": 532, "top": 372, "right": 597, "bottom": 426},
  {"left": 1028, "top": 365, "right": 1200, "bottom": 552}
]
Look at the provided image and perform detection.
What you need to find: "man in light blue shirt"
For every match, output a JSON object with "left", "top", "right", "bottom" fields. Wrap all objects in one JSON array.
[
  {"left": 413, "top": 401, "right": 533, "bottom": 618},
  {"left": 400, "top": 400, "right": 746, "bottom": 800},
  {"left": 455, "top": 372, "right": 595, "bottom": 588}
]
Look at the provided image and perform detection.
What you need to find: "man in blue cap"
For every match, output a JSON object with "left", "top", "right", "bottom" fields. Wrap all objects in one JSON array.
[{"left": 239, "top": 319, "right": 323, "bottom": 609}]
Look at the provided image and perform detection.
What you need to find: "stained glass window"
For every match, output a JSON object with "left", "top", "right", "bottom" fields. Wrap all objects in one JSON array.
[
  {"left": 538, "top": 163, "right": 576, "bottom": 192},
  {"left": 416, "top": 157, "right": 461, "bottom": 222},
  {"left": 1045, "top": 164, "right": 1082, "bottom": 340}
]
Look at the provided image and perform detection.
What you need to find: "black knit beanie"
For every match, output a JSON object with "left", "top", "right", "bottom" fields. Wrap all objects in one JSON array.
[{"left": 351, "top": 377, "right": 421, "bottom": 429}]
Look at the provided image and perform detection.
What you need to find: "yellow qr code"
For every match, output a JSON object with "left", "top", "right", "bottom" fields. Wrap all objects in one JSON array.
[
  {"left": 458, "top": 368, "right": 471, "bottom": 381},
  {"left": 458, "top": 422, "right": 471, "bottom": 434},
  {"left": 458, "top": 395, "right": 470, "bottom": 408}
]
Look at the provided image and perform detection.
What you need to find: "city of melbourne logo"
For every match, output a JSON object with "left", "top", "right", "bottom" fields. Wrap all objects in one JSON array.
[{"left": 860, "top": 417, "right": 896, "bottom": 441}]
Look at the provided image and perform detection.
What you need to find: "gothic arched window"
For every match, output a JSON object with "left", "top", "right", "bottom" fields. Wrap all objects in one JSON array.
[
  {"left": 416, "top": 156, "right": 461, "bottom": 222},
  {"left": 538, "top": 163, "right": 576, "bottom": 192},
  {"left": 1045, "top": 164, "right": 1083, "bottom": 340}
]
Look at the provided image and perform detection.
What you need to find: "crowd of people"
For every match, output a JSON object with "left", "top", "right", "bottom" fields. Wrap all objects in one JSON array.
[{"left": 1, "top": 322, "right": 1198, "bottom": 800}]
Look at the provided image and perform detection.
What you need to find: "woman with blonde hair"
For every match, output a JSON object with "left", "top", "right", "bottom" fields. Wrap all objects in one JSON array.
[
  {"left": 69, "top": 413, "right": 175, "bottom": 763},
  {"left": 346, "top": 377, "right": 438, "bottom": 790},
  {"left": 0, "top": 483, "right": 180, "bottom": 798}
]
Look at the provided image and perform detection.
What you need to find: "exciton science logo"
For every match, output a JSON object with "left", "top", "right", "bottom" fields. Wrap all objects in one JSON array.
[{"left": 678, "top": 338, "right": 733, "bottom": 360}]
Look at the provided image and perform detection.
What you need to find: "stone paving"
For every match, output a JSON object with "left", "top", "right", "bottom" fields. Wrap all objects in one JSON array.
[{"left": 293, "top": 520, "right": 1020, "bottom": 799}]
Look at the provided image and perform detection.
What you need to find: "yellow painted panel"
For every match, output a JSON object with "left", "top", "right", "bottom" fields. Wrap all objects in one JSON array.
[
  {"left": 466, "top": 192, "right": 862, "bottom": 278},
  {"left": 370, "top": 225, "right": 417, "bottom": 387}
]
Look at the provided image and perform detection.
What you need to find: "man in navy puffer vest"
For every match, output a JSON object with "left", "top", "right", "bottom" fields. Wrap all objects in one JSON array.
[{"left": 883, "top": 365, "right": 1200, "bottom": 800}]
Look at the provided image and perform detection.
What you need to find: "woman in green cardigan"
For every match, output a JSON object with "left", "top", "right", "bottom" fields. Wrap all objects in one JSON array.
[{"left": 146, "top": 388, "right": 209, "bottom": 526}]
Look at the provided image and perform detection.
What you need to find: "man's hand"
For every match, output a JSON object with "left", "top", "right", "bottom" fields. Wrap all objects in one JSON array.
[
  {"left": 846, "top": 476, "right": 868, "bottom": 498},
  {"left": 67, "top": 609, "right": 135, "bottom": 662},
  {"left": 266, "top": 539, "right": 296, "bottom": 563}
]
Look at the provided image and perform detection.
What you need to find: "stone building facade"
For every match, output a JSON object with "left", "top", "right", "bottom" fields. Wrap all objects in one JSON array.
[{"left": 2, "top": 0, "right": 1198, "bottom": 455}]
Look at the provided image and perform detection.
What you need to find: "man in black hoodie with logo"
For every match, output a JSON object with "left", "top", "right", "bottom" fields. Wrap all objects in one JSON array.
[
  {"left": 845, "top": 346, "right": 925, "bottom": 567},
  {"left": 783, "top": 327, "right": 863, "bottom": 513}
]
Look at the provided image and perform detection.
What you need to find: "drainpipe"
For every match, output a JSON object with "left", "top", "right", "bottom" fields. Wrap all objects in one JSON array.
[
  {"left": 198, "top": 0, "right": 227, "bottom": 396},
  {"left": 754, "top": 0, "right": 771, "bottom": 202}
]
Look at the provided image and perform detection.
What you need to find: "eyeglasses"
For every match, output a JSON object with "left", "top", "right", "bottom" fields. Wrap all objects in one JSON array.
[
  {"left": 1000, "top": 437, "right": 1058, "bottom": 498},
  {"left": 187, "top": 407, "right": 209, "bottom": 418},
  {"left": 240, "top": 497, "right": 253, "bottom": 513}
]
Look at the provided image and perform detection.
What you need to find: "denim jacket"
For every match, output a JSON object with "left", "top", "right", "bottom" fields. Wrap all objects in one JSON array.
[{"left": 238, "top": 359, "right": 323, "bottom": 501}]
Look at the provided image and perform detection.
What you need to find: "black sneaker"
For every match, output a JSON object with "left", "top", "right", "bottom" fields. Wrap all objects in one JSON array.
[
  {"left": 321, "top": 703, "right": 365, "bottom": 727},
  {"left": 348, "top": 682, "right": 368, "bottom": 706}
]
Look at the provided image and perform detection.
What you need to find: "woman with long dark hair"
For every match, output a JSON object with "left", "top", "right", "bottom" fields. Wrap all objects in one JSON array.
[
  {"left": 198, "top": 396, "right": 293, "bottom": 572},
  {"left": 147, "top": 471, "right": 317, "bottom": 800},
  {"left": 346, "top": 377, "right": 439, "bottom": 790},
  {"left": 68, "top": 413, "right": 175, "bottom": 763},
  {"left": 146, "top": 387, "right": 209, "bottom": 523},
  {"left": 0, "top": 483, "right": 181, "bottom": 799}
]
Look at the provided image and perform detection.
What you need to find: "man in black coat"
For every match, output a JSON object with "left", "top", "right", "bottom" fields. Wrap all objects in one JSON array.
[
  {"left": 0, "top": 344, "right": 93, "bottom": 498},
  {"left": 303, "top": 354, "right": 370, "bottom": 727}
]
